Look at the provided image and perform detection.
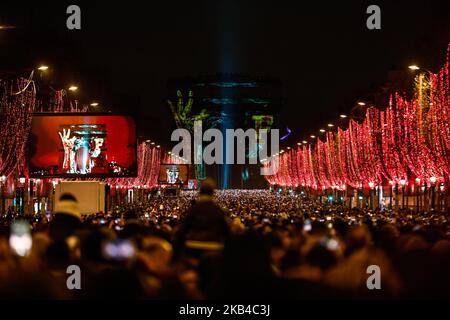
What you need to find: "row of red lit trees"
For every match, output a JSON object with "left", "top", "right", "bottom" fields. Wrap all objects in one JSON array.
[{"left": 264, "top": 45, "right": 449, "bottom": 209}]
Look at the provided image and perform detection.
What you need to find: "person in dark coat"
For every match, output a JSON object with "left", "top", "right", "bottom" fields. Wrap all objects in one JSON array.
[{"left": 175, "top": 178, "right": 229, "bottom": 258}]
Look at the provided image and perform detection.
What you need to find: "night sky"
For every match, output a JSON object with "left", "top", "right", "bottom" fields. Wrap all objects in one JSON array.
[{"left": 1, "top": 0, "right": 449, "bottom": 147}]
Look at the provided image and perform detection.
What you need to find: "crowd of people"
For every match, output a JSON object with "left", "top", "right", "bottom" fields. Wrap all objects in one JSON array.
[{"left": 0, "top": 179, "right": 448, "bottom": 299}]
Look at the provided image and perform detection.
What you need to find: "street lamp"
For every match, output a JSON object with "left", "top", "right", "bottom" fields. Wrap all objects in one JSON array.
[
  {"left": 0, "top": 175, "right": 6, "bottom": 216},
  {"left": 37, "top": 65, "right": 49, "bottom": 71},
  {"left": 90, "top": 102, "right": 99, "bottom": 107},
  {"left": 340, "top": 114, "right": 347, "bottom": 118},
  {"left": 68, "top": 85, "right": 78, "bottom": 92},
  {"left": 18, "top": 173, "right": 26, "bottom": 215},
  {"left": 408, "top": 65, "right": 433, "bottom": 74},
  {"left": 0, "top": 25, "right": 16, "bottom": 30}
]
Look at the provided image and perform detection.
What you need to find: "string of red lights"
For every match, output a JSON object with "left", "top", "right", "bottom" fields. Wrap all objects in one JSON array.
[
  {"left": 105, "top": 141, "right": 161, "bottom": 189},
  {"left": 0, "top": 77, "right": 36, "bottom": 178}
]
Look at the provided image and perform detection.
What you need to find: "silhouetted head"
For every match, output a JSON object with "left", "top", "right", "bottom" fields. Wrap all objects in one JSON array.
[
  {"left": 199, "top": 178, "right": 216, "bottom": 196},
  {"left": 50, "top": 193, "right": 82, "bottom": 242},
  {"left": 54, "top": 193, "right": 81, "bottom": 219}
]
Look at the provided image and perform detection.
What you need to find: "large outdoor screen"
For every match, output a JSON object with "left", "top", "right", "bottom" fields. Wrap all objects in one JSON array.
[
  {"left": 29, "top": 114, "right": 137, "bottom": 178},
  {"left": 158, "top": 164, "right": 189, "bottom": 185}
]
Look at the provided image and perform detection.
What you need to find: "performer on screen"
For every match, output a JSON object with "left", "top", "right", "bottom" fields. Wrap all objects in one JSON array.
[
  {"left": 59, "top": 128, "right": 104, "bottom": 174},
  {"left": 59, "top": 129, "right": 76, "bottom": 172},
  {"left": 74, "top": 137, "right": 91, "bottom": 174},
  {"left": 166, "top": 166, "right": 179, "bottom": 184}
]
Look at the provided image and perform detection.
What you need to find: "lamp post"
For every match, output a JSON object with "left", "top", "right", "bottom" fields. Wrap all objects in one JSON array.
[
  {"left": 400, "top": 179, "right": 407, "bottom": 209},
  {"left": 52, "top": 180, "right": 58, "bottom": 212},
  {"left": 19, "top": 173, "right": 26, "bottom": 215},
  {"left": 388, "top": 181, "right": 393, "bottom": 209},
  {"left": 439, "top": 183, "right": 445, "bottom": 211},
  {"left": 35, "top": 179, "right": 41, "bottom": 214},
  {"left": 430, "top": 176, "right": 437, "bottom": 210},
  {"left": 421, "top": 183, "right": 427, "bottom": 211},
  {"left": 0, "top": 175, "right": 6, "bottom": 216},
  {"left": 368, "top": 182, "right": 375, "bottom": 210},
  {"left": 394, "top": 183, "right": 399, "bottom": 211},
  {"left": 29, "top": 178, "right": 34, "bottom": 215},
  {"left": 377, "top": 185, "right": 383, "bottom": 209},
  {"left": 415, "top": 178, "right": 420, "bottom": 212}
]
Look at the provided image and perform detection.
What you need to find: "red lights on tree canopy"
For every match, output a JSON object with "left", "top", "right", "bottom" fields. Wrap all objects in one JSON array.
[{"left": 265, "top": 44, "right": 450, "bottom": 190}]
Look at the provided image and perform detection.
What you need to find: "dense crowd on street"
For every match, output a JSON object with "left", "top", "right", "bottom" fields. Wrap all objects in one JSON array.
[{"left": 0, "top": 180, "right": 448, "bottom": 299}]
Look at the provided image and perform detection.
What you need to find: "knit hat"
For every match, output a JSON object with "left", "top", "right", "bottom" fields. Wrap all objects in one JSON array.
[
  {"left": 199, "top": 178, "right": 216, "bottom": 196},
  {"left": 54, "top": 193, "right": 81, "bottom": 219}
]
